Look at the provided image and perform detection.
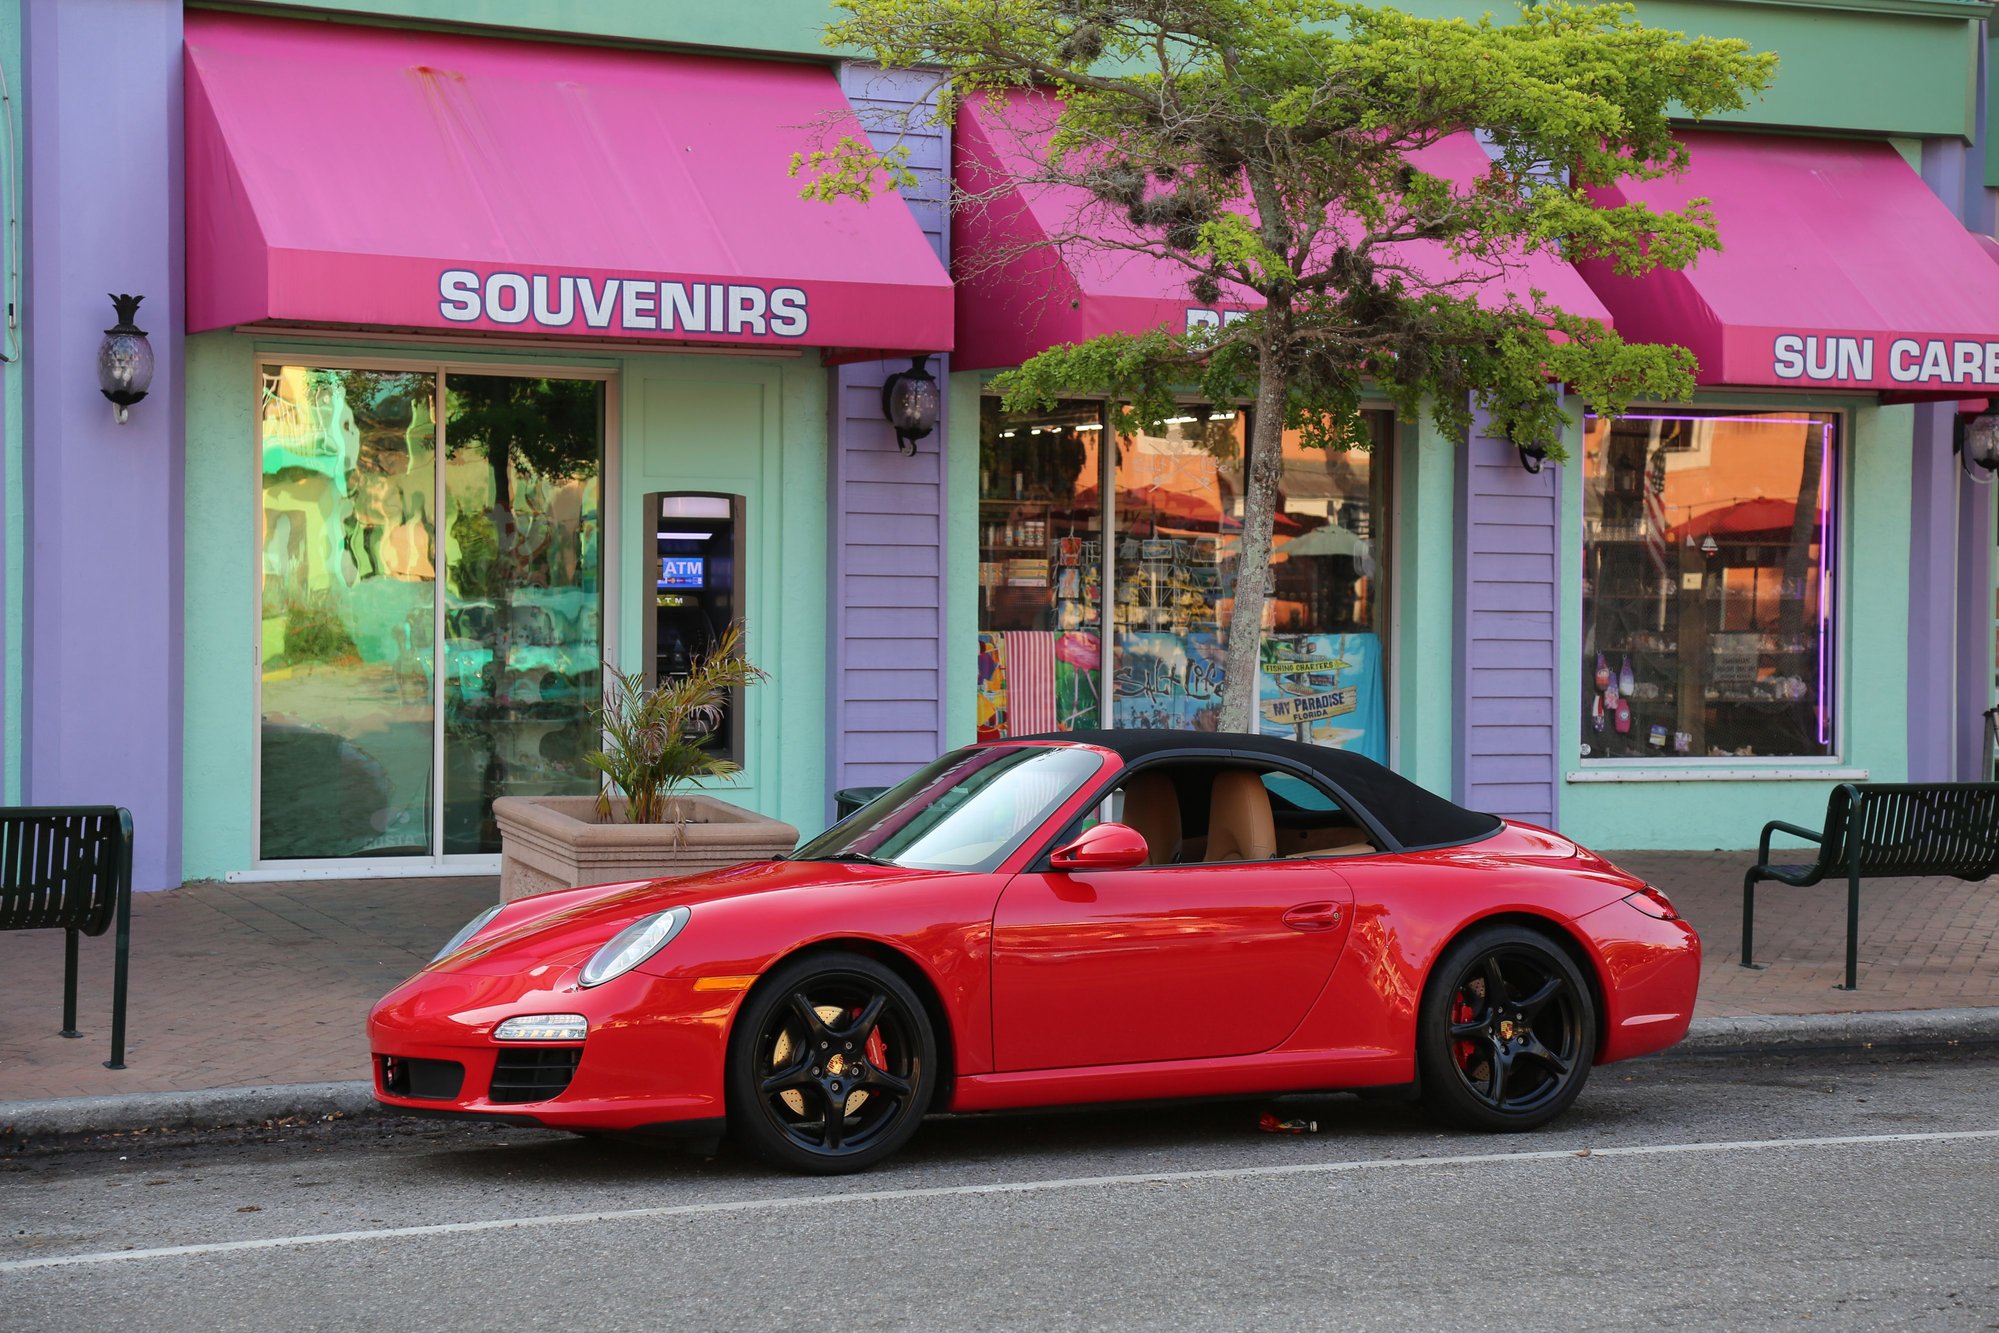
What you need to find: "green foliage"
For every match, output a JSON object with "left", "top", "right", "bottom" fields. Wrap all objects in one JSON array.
[
  {"left": 584, "top": 622, "right": 766, "bottom": 825},
  {"left": 792, "top": 136, "right": 919, "bottom": 202},
  {"left": 812, "top": 0, "right": 1773, "bottom": 727},
  {"left": 817, "top": 0, "right": 1773, "bottom": 459},
  {"left": 446, "top": 377, "right": 601, "bottom": 484},
  {"left": 281, "top": 592, "right": 359, "bottom": 667}
]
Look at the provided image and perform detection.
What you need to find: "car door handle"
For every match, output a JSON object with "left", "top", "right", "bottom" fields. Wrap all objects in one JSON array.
[{"left": 1282, "top": 902, "right": 1344, "bottom": 932}]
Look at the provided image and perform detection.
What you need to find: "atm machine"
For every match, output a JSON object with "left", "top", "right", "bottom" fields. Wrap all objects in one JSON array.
[{"left": 642, "top": 492, "right": 744, "bottom": 762}]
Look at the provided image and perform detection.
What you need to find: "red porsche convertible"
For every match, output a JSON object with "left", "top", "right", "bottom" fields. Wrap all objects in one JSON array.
[{"left": 369, "top": 731, "right": 1698, "bottom": 1173}]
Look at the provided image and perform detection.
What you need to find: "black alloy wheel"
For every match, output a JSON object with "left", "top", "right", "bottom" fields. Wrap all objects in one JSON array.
[
  {"left": 726, "top": 951, "right": 936, "bottom": 1174},
  {"left": 1416, "top": 924, "right": 1595, "bottom": 1132}
]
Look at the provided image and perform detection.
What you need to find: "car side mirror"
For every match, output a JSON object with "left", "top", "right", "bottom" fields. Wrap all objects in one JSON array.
[{"left": 1049, "top": 822, "right": 1149, "bottom": 872}]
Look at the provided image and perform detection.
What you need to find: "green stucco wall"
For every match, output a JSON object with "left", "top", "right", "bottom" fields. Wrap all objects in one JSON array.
[
  {"left": 182, "top": 334, "right": 827, "bottom": 879},
  {"left": 1400, "top": 415, "right": 1458, "bottom": 798},
  {"left": 945, "top": 369, "right": 981, "bottom": 750},
  {"left": 241, "top": 0, "right": 1988, "bottom": 139},
  {"left": 1556, "top": 401, "right": 1913, "bottom": 852},
  {"left": 222, "top": 0, "right": 839, "bottom": 58}
]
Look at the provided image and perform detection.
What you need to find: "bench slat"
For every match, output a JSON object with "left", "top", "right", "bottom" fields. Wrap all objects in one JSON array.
[{"left": 0, "top": 808, "right": 124, "bottom": 937}]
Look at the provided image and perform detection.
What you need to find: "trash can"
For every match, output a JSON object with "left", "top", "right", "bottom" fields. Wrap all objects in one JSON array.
[{"left": 833, "top": 786, "right": 889, "bottom": 820}]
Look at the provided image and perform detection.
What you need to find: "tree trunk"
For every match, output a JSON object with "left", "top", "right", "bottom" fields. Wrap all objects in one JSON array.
[{"left": 1217, "top": 356, "right": 1289, "bottom": 732}]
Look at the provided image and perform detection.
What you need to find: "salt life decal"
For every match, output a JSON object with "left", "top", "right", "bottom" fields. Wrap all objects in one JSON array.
[
  {"left": 1772, "top": 333, "right": 1999, "bottom": 387},
  {"left": 438, "top": 270, "right": 808, "bottom": 339}
]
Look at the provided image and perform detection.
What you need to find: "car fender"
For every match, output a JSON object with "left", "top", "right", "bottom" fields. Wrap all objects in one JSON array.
[{"left": 636, "top": 871, "right": 1008, "bottom": 1078}]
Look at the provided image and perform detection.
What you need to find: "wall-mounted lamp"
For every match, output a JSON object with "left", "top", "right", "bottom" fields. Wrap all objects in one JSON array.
[
  {"left": 1515, "top": 440, "right": 1549, "bottom": 474},
  {"left": 881, "top": 355, "right": 939, "bottom": 455},
  {"left": 97, "top": 293, "right": 154, "bottom": 425},
  {"left": 1957, "top": 411, "right": 1999, "bottom": 484}
]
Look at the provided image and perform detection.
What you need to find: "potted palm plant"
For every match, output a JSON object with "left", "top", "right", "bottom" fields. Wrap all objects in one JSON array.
[{"left": 492, "top": 623, "right": 799, "bottom": 901}]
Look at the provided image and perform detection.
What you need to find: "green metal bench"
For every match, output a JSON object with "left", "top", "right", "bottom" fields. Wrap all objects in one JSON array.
[
  {"left": 1742, "top": 782, "right": 1999, "bottom": 991},
  {"left": 0, "top": 806, "right": 134, "bottom": 1069}
]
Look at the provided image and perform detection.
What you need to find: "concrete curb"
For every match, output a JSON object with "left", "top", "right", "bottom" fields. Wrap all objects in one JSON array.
[
  {"left": 6, "top": 1007, "right": 1998, "bottom": 1143},
  {"left": 0, "top": 1080, "right": 376, "bottom": 1146},
  {"left": 1667, "top": 1006, "right": 1999, "bottom": 1057}
]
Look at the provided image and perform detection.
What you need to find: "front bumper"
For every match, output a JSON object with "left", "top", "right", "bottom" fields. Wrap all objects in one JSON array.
[
  {"left": 367, "top": 968, "right": 741, "bottom": 1133},
  {"left": 1575, "top": 897, "right": 1704, "bottom": 1064}
]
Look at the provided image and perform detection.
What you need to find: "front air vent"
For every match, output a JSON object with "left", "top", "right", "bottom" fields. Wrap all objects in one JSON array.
[
  {"left": 488, "top": 1047, "right": 582, "bottom": 1104},
  {"left": 378, "top": 1055, "right": 465, "bottom": 1100}
]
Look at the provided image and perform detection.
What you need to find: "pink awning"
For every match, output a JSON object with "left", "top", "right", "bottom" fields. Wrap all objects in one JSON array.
[
  {"left": 184, "top": 13, "right": 952, "bottom": 354},
  {"left": 952, "top": 89, "right": 1612, "bottom": 371},
  {"left": 1577, "top": 131, "right": 1999, "bottom": 395}
]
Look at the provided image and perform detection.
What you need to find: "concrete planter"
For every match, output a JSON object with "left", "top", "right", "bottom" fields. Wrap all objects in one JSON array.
[{"left": 492, "top": 794, "right": 799, "bottom": 902}]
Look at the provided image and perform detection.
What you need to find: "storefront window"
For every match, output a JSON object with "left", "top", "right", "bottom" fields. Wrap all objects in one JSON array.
[
  {"left": 1580, "top": 410, "right": 1838, "bottom": 762},
  {"left": 259, "top": 367, "right": 437, "bottom": 859},
  {"left": 976, "top": 401, "right": 1106, "bottom": 738},
  {"left": 440, "top": 375, "right": 605, "bottom": 853},
  {"left": 259, "top": 364, "right": 604, "bottom": 861},
  {"left": 975, "top": 398, "right": 1392, "bottom": 759}
]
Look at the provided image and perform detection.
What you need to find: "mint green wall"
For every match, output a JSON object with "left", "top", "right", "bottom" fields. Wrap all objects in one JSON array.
[
  {"left": 1399, "top": 415, "right": 1458, "bottom": 798},
  {"left": 1399, "top": 0, "right": 1983, "bottom": 139},
  {"left": 0, "top": 0, "right": 18, "bottom": 804},
  {"left": 245, "top": 0, "right": 1987, "bottom": 139},
  {"left": 229, "top": 0, "right": 837, "bottom": 58},
  {"left": 616, "top": 355, "right": 828, "bottom": 836},
  {"left": 944, "top": 369, "right": 980, "bottom": 749},
  {"left": 1556, "top": 401, "right": 1912, "bottom": 852},
  {"left": 182, "top": 335, "right": 827, "bottom": 879}
]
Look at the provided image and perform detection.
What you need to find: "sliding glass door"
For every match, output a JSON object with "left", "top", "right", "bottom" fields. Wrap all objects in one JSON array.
[{"left": 257, "top": 362, "right": 607, "bottom": 864}]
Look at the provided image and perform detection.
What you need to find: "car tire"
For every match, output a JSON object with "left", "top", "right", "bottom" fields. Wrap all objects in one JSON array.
[
  {"left": 1416, "top": 924, "right": 1596, "bottom": 1133},
  {"left": 726, "top": 951, "right": 937, "bottom": 1175}
]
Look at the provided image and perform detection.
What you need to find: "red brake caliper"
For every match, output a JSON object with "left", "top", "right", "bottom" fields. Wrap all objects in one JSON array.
[{"left": 1451, "top": 991, "right": 1476, "bottom": 1072}]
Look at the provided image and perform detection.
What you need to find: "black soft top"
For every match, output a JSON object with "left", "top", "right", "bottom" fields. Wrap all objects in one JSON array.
[{"left": 1005, "top": 729, "right": 1503, "bottom": 851}]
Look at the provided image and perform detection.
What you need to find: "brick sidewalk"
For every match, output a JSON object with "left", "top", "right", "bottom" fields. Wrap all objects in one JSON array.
[
  {"left": 0, "top": 877, "right": 493, "bottom": 1103},
  {"left": 1, "top": 854, "right": 1994, "bottom": 1103}
]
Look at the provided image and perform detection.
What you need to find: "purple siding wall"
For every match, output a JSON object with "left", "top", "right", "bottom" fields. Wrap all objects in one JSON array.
[
  {"left": 1455, "top": 418, "right": 1561, "bottom": 827},
  {"left": 1913, "top": 137, "right": 1993, "bottom": 782},
  {"left": 21, "top": 0, "right": 185, "bottom": 888},
  {"left": 827, "top": 66, "right": 952, "bottom": 802}
]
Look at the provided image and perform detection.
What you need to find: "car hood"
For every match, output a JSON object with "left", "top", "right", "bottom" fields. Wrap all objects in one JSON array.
[{"left": 430, "top": 858, "right": 942, "bottom": 977}]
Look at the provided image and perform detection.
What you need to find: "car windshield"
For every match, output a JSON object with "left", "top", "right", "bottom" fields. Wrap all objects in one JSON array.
[{"left": 794, "top": 745, "right": 1104, "bottom": 872}]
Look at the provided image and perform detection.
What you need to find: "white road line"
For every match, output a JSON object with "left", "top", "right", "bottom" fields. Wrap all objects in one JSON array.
[{"left": 5, "top": 1127, "right": 1996, "bottom": 1274}]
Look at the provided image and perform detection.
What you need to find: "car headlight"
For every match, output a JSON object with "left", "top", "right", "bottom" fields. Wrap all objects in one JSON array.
[
  {"left": 579, "top": 907, "right": 691, "bottom": 988},
  {"left": 432, "top": 905, "right": 503, "bottom": 964}
]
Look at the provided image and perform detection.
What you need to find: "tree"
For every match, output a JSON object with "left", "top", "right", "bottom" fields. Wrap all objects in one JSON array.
[{"left": 801, "top": 0, "right": 1775, "bottom": 731}]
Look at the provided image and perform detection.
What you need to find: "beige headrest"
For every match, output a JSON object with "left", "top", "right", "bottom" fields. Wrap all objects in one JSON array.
[
  {"left": 1207, "top": 769, "right": 1276, "bottom": 862},
  {"left": 1120, "top": 771, "right": 1182, "bottom": 866}
]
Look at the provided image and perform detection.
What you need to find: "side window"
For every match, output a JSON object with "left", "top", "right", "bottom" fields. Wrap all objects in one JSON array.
[
  {"left": 1261, "top": 771, "right": 1379, "bottom": 858},
  {"left": 1063, "top": 761, "right": 1381, "bottom": 868}
]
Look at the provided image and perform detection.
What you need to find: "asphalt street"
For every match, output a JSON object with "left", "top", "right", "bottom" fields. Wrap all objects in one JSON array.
[{"left": 3, "top": 1050, "right": 1996, "bottom": 1331}]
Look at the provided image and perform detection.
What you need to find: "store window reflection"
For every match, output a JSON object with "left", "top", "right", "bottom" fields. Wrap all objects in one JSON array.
[
  {"left": 976, "top": 400, "right": 1105, "bottom": 738},
  {"left": 258, "top": 365, "right": 605, "bottom": 862},
  {"left": 259, "top": 367, "right": 437, "bottom": 859},
  {"left": 1111, "top": 411, "right": 1391, "bottom": 759},
  {"left": 1580, "top": 410, "right": 1837, "bottom": 761},
  {"left": 974, "top": 398, "right": 1392, "bottom": 759},
  {"left": 441, "top": 376, "right": 605, "bottom": 853}
]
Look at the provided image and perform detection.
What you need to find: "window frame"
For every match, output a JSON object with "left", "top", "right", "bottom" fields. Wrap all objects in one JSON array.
[
  {"left": 1571, "top": 401, "right": 1851, "bottom": 777},
  {"left": 1027, "top": 748, "right": 1398, "bottom": 871},
  {"left": 249, "top": 352, "right": 620, "bottom": 872},
  {"left": 975, "top": 392, "right": 1399, "bottom": 756}
]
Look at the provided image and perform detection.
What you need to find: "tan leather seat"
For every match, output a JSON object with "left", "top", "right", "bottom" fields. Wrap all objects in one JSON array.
[
  {"left": 1119, "top": 771, "right": 1182, "bottom": 866},
  {"left": 1206, "top": 770, "right": 1276, "bottom": 862}
]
